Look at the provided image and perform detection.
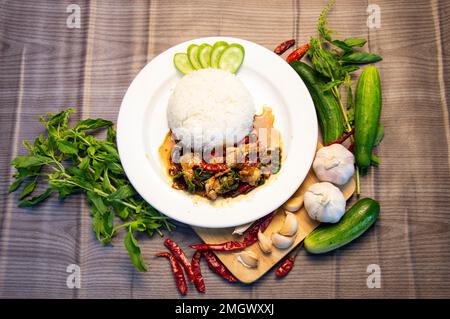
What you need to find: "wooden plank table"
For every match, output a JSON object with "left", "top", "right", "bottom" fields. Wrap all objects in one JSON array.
[{"left": 0, "top": 0, "right": 449, "bottom": 298}]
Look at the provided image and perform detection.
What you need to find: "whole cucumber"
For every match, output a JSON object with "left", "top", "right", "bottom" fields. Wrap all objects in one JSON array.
[
  {"left": 354, "top": 65, "right": 382, "bottom": 169},
  {"left": 290, "top": 61, "right": 344, "bottom": 144},
  {"left": 304, "top": 198, "right": 380, "bottom": 254}
]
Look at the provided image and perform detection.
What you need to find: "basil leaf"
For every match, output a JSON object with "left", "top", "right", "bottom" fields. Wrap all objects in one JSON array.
[
  {"left": 46, "top": 108, "right": 75, "bottom": 128},
  {"left": 87, "top": 191, "right": 108, "bottom": 214},
  {"left": 77, "top": 157, "right": 90, "bottom": 170},
  {"left": 9, "top": 178, "right": 24, "bottom": 193},
  {"left": 322, "top": 80, "right": 343, "bottom": 92},
  {"left": 342, "top": 64, "right": 360, "bottom": 73},
  {"left": 19, "top": 180, "right": 37, "bottom": 199},
  {"left": 341, "top": 52, "right": 382, "bottom": 64},
  {"left": 124, "top": 226, "right": 147, "bottom": 272},
  {"left": 107, "top": 185, "right": 136, "bottom": 201},
  {"left": 106, "top": 161, "right": 124, "bottom": 174},
  {"left": 343, "top": 38, "right": 367, "bottom": 47},
  {"left": 57, "top": 140, "right": 78, "bottom": 155},
  {"left": 92, "top": 209, "right": 113, "bottom": 244},
  {"left": 102, "top": 170, "right": 112, "bottom": 191},
  {"left": 101, "top": 142, "right": 120, "bottom": 160},
  {"left": 18, "top": 188, "right": 53, "bottom": 207},
  {"left": 75, "top": 118, "right": 112, "bottom": 131},
  {"left": 118, "top": 207, "right": 130, "bottom": 220},
  {"left": 331, "top": 40, "right": 352, "bottom": 53},
  {"left": 130, "top": 220, "right": 147, "bottom": 232},
  {"left": 11, "top": 155, "right": 49, "bottom": 168},
  {"left": 106, "top": 126, "right": 116, "bottom": 143}
]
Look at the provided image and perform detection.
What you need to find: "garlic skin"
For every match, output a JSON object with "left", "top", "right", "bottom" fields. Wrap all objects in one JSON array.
[
  {"left": 257, "top": 230, "right": 272, "bottom": 254},
  {"left": 313, "top": 144, "right": 355, "bottom": 185},
  {"left": 304, "top": 182, "right": 346, "bottom": 223},
  {"left": 271, "top": 233, "right": 295, "bottom": 249},
  {"left": 279, "top": 211, "right": 298, "bottom": 237},
  {"left": 232, "top": 222, "right": 254, "bottom": 236},
  {"left": 237, "top": 251, "right": 259, "bottom": 268}
]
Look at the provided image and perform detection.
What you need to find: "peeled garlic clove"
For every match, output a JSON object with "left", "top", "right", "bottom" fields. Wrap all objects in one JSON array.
[
  {"left": 257, "top": 230, "right": 272, "bottom": 254},
  {"left": 232, "top": 222, "right": 254, "bottom": 236},
  {"left": 237, "top": 251, "right": 259, "bottom": 268},
  {"left": 283, "top": 195, "right": 304, "bottom": 212},
  {"left": 279, "top": 211, "right": 298, "bottom": 237},
  {"left": 271, "top": 233, "right": 295, "bottom": 249}
]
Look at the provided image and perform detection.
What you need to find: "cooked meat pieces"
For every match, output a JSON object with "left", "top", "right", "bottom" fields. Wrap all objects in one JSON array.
[
  {"left": 239, "top": 166, "right": 262, "bottom": 186},
  {"left": 205, "top": 177, "right": 219, "bottom": 200},
  {"left": 179, "top": 153, "right": 201, "bottom": 179}
]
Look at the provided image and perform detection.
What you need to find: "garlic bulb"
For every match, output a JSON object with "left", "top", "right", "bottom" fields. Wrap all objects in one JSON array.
[
  {"left": 279, "top": 211, "right": 298, "bottom": 237},
  {"left": 237, "top": 251, "right": 259, "bottom": 268},
  {"left": 271, "top": 233, "right": 295, "bottom": 249},
  {"left": 257, "top": 230, "right": 272, "bottom": 254},
  {"left": 313, "top": 144, "right": 355, "bottom": 185},
  {"left": 304, "top": 182, "right": 346, "bottom": 223}
]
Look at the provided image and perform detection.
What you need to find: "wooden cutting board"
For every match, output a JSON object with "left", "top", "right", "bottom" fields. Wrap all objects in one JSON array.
[{"left": 193, "top": 148, "right": 356, "bottom": 283}]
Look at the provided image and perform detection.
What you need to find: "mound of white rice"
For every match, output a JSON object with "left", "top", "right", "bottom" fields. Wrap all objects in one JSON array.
[{"left": 167, "top": 68, "right": 255, "bottom": 150}]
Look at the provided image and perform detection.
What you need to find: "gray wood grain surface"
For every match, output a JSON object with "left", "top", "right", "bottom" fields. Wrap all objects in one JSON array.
[{"left": 0, "top": 0, "right": 449, "bottom": 298}]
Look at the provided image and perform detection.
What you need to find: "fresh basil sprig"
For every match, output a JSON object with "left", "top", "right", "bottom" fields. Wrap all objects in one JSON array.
[{"left": 9, "top": 108, "right": 173, "bottom": 271}]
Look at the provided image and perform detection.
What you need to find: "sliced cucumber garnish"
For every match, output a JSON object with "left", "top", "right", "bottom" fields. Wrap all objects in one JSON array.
[
  {"left": 218, "top": 43, "right": 245, "bottom": 74},
  {"left": 173, "top": 53, "right": 194, "bottom": 75},
  {"left": 210, "top": 41, "right": 228, "bottom": 68},
  {"left": 198, "top": 44, "right": 212, "bottom": 68},
  {"left": 187, "top": 44, "right": 202, "bottom": 70}
]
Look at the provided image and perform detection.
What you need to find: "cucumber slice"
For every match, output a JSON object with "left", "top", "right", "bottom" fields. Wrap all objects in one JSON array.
[
  {"left": 173, "top": 53, "right": 194, "bottom": 75},
  {"left": 187, "top": 44, "right": 202, "bottom": 70},
  {"left": 210, "top": 41, "right": 228, "bottom": 68},
  {"left": 198, "top": 44, "right": 212, "bottom": 68},
  {"left": 218, "top": 43, "right": 245, "bottom": 74}
]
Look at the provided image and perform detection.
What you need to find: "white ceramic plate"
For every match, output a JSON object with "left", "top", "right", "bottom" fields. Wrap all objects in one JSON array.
[{"left": 117, "top": 37, "right": 317, "bottom": 228}]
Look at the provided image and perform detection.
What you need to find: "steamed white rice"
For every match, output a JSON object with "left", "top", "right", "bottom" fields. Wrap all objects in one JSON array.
[{"left": 167, "top": 68, "right": 255, "bottom": 150}]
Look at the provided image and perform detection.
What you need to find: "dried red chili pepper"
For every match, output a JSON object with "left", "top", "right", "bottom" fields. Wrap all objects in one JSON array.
[
  {"left": 275, "top": 243, "right": 303, "bottom": 278},
  {"left": 200, "top": 161, "right": 228, "bottom": 172},
  {"left": 276, "top": 255, "right": 295, "bottom": 277},
  {"left": 324, "top": 128, "right": 355, "bottom": 146},
  {"left": 190, "top": 241, "right": 246, "bottom": 252},
  {"left": 274, "top": 39, "right": 295, "bottom": 55},
  {"left": 155, "top": 252, "right": 188, "bottom": 295},
  {"left": 202, "top": 251, "right": 238, "bottom": 283},
  {"left": 258, "top": 211, "right": 276, "bottom": 233},
  {"left": 164, "top": 238, "right": 195, "bottom": 283},
  {"left": 348, "top": 140, "right": 355, "bottom": 153},
  {"left": 242, "top": 220, "right": 262, "bottom": 246},
  {"left": 230, "top": 184, "right": 253, "bottom": 198},
  {"left": 191, "top": 212, "right": 275, "bottom": 251},
  {"left": 191, "top": 251, "right": 205, "bottom": 293},
  {"left": 286, "top": 43, "right": 311, "bottom": 63},
  {"left": 238, "top": 135, "right": 250, "bottom": 144},
  {"left": 242, "top": 211, "right": 275, "bottom": 246}
]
